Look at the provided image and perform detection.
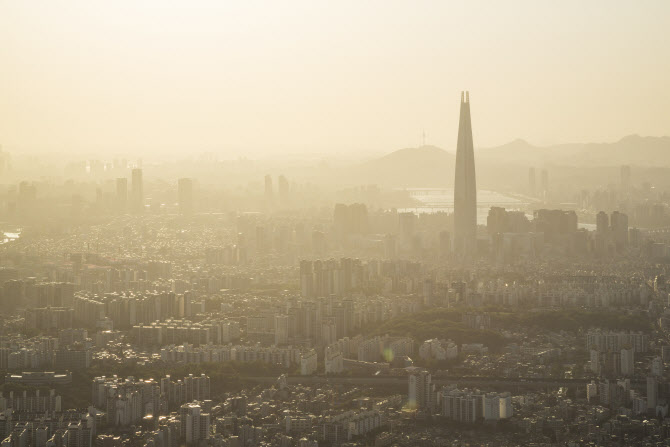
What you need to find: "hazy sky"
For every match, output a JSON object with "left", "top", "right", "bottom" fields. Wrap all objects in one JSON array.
[{"left": 1, "top": 1, "right": 669, "bottom": 159}]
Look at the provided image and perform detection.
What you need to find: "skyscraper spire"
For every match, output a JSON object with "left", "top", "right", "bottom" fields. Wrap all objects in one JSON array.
[{"left": 453, "top": 91, "right": 477, "bottom": 254}]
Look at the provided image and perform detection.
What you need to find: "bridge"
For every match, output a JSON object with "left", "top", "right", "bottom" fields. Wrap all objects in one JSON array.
[{"left": 396, "top": 188, "right": 535, "bottom": 211}]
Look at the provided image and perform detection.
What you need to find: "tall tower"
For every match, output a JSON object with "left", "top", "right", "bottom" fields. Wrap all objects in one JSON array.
[{"left": 453, "top": 91, "right": 477, "bottom": 254}]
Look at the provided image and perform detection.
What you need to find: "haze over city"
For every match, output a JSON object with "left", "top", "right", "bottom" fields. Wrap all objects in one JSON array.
[
  {"left": 1, "top": 2, "right": 670, "bottom": 447},
  {"left": 2, "top": 0, "right": 670, "bottom": 159}
]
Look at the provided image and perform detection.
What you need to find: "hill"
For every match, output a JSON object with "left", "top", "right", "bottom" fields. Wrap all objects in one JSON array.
[
  {"left": 478, "top": 134, "right": 670, "bottom": 167},
  {"left": 352, "top": 145, "right": 455, "bottom": 187},
  {"left": 348, "top": 135, "right": 670, "bottom": 189}
]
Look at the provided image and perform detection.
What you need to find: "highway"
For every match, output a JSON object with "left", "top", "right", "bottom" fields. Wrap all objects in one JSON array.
[{"left": 246, "top": 375, "right": 645, "bottom": 389}]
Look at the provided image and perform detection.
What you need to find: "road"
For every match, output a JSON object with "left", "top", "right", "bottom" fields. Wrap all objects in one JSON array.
[{"left": 246, "top": 375, "right": 644, "bottom": 389}]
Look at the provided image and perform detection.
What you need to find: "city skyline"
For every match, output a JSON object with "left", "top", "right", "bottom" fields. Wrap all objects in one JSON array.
[{"left": 1, "top": 2, "right": 670, "bottom": 446}]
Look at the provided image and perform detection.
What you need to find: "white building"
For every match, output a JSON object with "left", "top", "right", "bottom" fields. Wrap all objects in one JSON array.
[
  {"left": 321, "top": 320, "right": 337, "bottom": 346},
  {"left": 651, "top": 356, "right": 664, "bottom": 377},
  {"left": 499, "top": 392, "right": 513, "bottom": 418},
  {"left": 324, "top": 410, "right": 383, "bottom": 440},
  {"left": 621, "top": 347, "right": 634, "bottom": 376},
  {"left": 647, "top": 376, "right": 658, "bottom": 410},
  {"left": 442, "top": 387, "right": 480, "bottom": 423},
  {"left": 631, "top": 391, "right": 647, "bottom": 415},
  {"left": 300, "top": 350, "right": 318, "bottom": 376},
  {"left": 274, "top": 315, "right": 289, "bottom": 346},
  {"left": 285, "top": 413, "right": 314, "bottom": 434},
  {"left": 483, "top": 393, "right": 500, "bottom": 420},
  {"left": 589, "top": 349, "right": 600, "bottom": 374},
  {"left": 483, "top": 392, "right": 513, "bottom": 420},
  {"left": 586, "top": 381, "right": 598, "bottom": 403},
  {"left": 347, "top": 410, "right": 383, "bottom": 439},
  {"left": 586, "top": 330, "right": 649, "bottom": 353},
  {"left": 419, "top": 339, "right": 458, "bottom": 361},
  {"left": 179, "top": 402, "right": 210, "bottom": 445},
  {"left": 408, "top": 368, "right": 432, "bottom": 411},
  {"left": 357, "top": 337, "right": 382, "bottom": 363},
  {"left": 324, "top": 347, "right": 343, "bottom": 374}
]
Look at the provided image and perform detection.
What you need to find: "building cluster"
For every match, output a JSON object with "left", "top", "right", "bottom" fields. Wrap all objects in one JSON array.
[
  {"left": 0, "top": 332, "right": 91, "bottom": 371},
  {"left": 132, "top": 319, "right": 240, "bottom": 347},
  {"left": 5, "top": 98, "right": 670, "bottom": 446},
  {"left": 407, "top": 368, "right": 514, "bottom": 422},
  {"left": 92, "top": 374, "right": 212, "bottom": 427}
]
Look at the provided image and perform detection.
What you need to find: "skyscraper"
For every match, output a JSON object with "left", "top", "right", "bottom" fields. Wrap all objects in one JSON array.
[
  {"left": 610, "top": 211, "right": 629, "bottom": 252},
  {"left": 540, "top": 169, "right": 548, "bottom": 198},
  {"left": 453, "top": 91, "right": 477, "bottom": 254}
]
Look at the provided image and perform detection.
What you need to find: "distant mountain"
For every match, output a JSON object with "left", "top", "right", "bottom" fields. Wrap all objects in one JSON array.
[
  {"left": 371, "top": 145, "right": 453, "bottom": 166},
  {"left": 478, "top": 135, "right": 670, "bottom": 167},
  {"left": 351, "top": 135, "right": 670, "bottom": 189},
  {"left": 353, "top": 145, "right": 456, "bottom": 187},
  {"left": 480, "top": 138, "right": 537, "bottom": 160}
]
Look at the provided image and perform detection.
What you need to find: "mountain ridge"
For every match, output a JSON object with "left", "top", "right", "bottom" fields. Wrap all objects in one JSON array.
[{"left": 352, "top": 135, "right": 670, "bottom": 188}]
